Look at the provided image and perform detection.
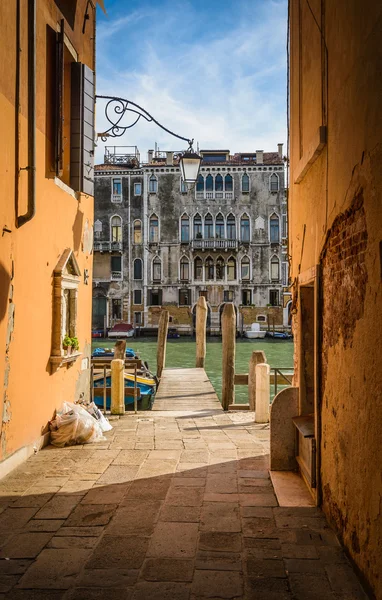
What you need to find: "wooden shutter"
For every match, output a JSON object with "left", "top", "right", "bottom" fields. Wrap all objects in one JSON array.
[
  {"left": 71, "top": 63, "right": 95, "bottom": 195},
  {"left": 55, "top": 19, "right": 64, "bottom": 176}
]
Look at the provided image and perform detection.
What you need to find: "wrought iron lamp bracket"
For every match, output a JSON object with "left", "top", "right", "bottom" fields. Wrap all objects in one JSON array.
[{"left": 96, "top": 95, "right": 194, "bottom": 149}]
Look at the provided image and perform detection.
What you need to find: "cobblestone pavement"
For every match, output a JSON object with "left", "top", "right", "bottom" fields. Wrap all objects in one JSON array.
[{"left": 0, "top": 412, "right": 368, "bottom": 599}]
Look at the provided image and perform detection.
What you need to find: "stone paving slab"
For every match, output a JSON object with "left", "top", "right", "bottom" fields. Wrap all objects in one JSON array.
[{"left": 0, "top": 398, "right": 369, "bottom": 600}]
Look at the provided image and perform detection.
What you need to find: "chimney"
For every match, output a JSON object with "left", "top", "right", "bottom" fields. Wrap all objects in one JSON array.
[
  {"left": 278, "top": 143, "right": 283, "bottom": 158},
  {"left": 256, "top": 150, "right": 263, "bottom": 164},
  {"left": 148, "top": 150, "right": 154, "bottom": 163},
  {"left": 166, "top": 151, "right": 173, "bottom": 166}
]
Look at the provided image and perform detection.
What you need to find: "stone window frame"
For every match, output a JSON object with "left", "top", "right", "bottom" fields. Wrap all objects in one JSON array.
[
  {"left": 269, "top": 213, "right": 280, "bottom": 243},
  {"left": 133, "top": 258, "right": 143, "bottom": 281},
  {"left": 241, "top": 172, "right": 250, "bottom": 193},
  {"left": 240, "top": 213, "right": 251, "bottom": 243},
  {"left": 134, "top": 182, "right": 142, "bottom": 196},
  {"left": 149, "top": 213, "right": 160, "bottom": 243},
  {"left": 152, "top": 256, "right": 162, "bottom": 283},
  {"left": 133, "top": 289, "right": 142, "bottom": 305},
  {"left": 179, "top": 288, "right": 191, "bottom": 306},
  {"left": 241, "top": 255, "right": 251, "bottom": 281},
  {"left": 270, "top": 254, "right": 280, "bottom": 281},
  {"left": 179, "top": 256, "right": 190, "bottom": 282},
  {"left": 269, "top": 289, "right": 280, "bottom": 306},
  {"left": 180, "top": 213, "right": 190, "bottom": 242},
  {"left": 149, "top": 174, "right": 158, "bottom": 194},
  {"left": 133, "top": 219, "right": 142, "bottom": 245},
  {"left": 50, "top": 248, "right": 81, "bottom": 370},
  {"left": 269, "top": 172, "right": 279, "bottom": 192},
  {"left": 110, "top": 214, "right": 122, "bottom": 242}
]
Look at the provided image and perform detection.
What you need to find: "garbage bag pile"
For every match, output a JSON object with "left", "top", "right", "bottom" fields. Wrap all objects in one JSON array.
[{"left": 49, "top": 401, "right": 112, "bottom": 447}]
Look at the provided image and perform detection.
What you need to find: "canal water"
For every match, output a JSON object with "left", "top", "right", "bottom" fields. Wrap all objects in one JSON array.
[{"left": 92, "top": 338, "right": 294, "bottom": 405}]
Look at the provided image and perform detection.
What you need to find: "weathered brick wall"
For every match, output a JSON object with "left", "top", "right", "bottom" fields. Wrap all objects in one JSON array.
[{"left": 240, "top": 306, "right": 283, "bottom": 326}]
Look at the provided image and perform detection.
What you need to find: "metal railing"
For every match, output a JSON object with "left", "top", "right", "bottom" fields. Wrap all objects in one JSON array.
[
  {"left": 271, "top": 367, "right": 294, "bottom": 398},
  {"left": 111, "top": 271, "right": 123, "bottom": 280}
]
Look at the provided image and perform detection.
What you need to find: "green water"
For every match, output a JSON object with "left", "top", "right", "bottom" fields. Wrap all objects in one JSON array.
[{"left": 92, "top": 338, "right": 294, "bottom": 405}]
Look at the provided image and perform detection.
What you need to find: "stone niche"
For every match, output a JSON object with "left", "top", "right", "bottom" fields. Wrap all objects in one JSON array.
[{"left": 50, "top": 248, "right": 82, "bottom": 371}]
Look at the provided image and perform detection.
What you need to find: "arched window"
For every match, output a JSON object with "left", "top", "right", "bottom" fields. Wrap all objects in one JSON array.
[
  {"left": 240, "top": 214, "right": 250, "bottom": 242},
  {"left": 206, "top": 174, "right": 213, "bottom": 191},
  {"left": 196, "top": 174, "right": 204, "bottom": 192},
  {"left": 241, "top": 256, "right": 250, "bottom": 280},
  {"left": 225, "top": 174, "right": 233, "bottom": 192},
  {"left": 216, "top": 256, "right": 225, "bottom": 280},
  {"left": 111, "top": 215, "right": 122, "bottom": 242},
  {"left": 227, "top": 214, "right": 236, "bottom": 239},
  {"left": 133, "top": 258, "right": 142, "bottom": 280},
  {"left": 205, "top": 256, "right": 214, "bottom": 281},
  {"left": 149, "top": 214, "right": 159, "bottom": 243},
  {"left": 242, "top": 173, "right": 250, "bottom": 192},
  {"left": 194, "top": 257, "right": 203, "bottom": 280},
  {"left": 215, "top": 213, "right": 225, "bottom": 239},
  {"left": 153, "top": 257, "right": 161, "bottom": 282},
  {"left": 270, "top": 173, "right": 279, "bottom": 192},
  {"left": 215, "top": 174, "right": 223, "bottom": 191},
  {"left": 270, "top": 214, "right": 280, "bottom": 243},
  {"left": 204, "top": 213, "right": 213, "bottom": 239},
  {"left": 133, "top": 220, "right": 142, "bottom": 244},
  {"left": 194, "top": 213, "right": 202, "bottom": 239},
  {"left": 227, "top": 257, "right": 236, "bottom": 281},
  {"left": 181, "top": 215, "right": 189, "bottom": 242},
  {"left": 180, "top": 256, "right": 189, "bottom": 281},
  {"left": 149, "top": 175, "right": 158, "bottom": 193},
  {"left": 271, "top": 255, "right": 280, "bottom": 281}
]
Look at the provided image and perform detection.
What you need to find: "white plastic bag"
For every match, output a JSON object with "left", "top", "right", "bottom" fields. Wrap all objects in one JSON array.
[
  {"left": 84, "top": 402, "right": 113, "bottom": 433},
  {"left": 49, "top": 402, "right": 106, "bottom": 447}
]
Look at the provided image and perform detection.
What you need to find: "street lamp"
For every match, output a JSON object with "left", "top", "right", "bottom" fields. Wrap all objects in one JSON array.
[{"left": 96, "top": 95, "right": 201, "bottom": 186}]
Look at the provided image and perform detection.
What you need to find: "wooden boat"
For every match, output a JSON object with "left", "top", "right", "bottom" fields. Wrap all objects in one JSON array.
[
  {"left": 107, "top": 323, "right": 135, "bottom": 338},
  {"left": 93, "top": 370, "right": 156, "bottom": 411},
  {"left": 244, "top": 323, "right": 266, "bottom": 339}
]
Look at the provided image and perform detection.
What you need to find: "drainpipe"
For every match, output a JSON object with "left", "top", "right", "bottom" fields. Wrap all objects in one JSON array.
[{"left": 17, "top": 0, "right": 36, "bottom": 227}]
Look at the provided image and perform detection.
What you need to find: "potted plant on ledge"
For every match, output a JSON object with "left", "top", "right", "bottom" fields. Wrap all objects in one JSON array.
[
  {"left": 63, "top": 335, "right": 72, "bottom": 356},
  {"left": 71, "top": 337, "right": 79, "bottom": 353}
]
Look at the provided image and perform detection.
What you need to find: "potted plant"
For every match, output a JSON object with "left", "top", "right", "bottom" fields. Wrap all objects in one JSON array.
[
  {"left": 71, "top": 337, "right": 79, "bottom": 353},
  {"left": 63, "top": 335, "right": 72, "bottom": 355}
]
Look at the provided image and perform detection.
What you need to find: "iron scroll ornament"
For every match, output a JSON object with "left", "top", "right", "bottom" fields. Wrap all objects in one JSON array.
[{"left": 95, "top": 95, "right": 194, "bottom": 149}]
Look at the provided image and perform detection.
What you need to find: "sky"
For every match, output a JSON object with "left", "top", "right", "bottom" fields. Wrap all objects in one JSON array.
[{"left": 95, "top": 0, "right": 287, "bottom": 163}]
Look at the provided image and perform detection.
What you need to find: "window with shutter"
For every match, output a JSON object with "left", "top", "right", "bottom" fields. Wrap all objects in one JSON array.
[{"left": 70, "top": 63, "right": 95, "bottom": 195}]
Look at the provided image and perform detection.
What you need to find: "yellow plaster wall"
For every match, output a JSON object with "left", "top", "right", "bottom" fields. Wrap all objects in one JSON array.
[
  {"left": 289, "top": 1, "right": 382, "bottom": 594},
  {"left": 0, "top": 0, "right": 95, "bottom": 461}
]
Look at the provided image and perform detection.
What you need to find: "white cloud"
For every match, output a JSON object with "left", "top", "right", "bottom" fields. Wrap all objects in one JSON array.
[{"left": 95, "top": 0, "right": 287, "bottom": 163}]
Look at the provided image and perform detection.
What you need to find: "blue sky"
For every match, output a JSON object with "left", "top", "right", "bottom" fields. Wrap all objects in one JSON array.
[{"left": 96, "top": 0, "right": 287, "bottom": 162}]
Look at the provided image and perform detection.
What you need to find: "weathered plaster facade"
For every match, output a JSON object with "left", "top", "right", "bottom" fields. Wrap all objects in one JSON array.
[
  {"left": 0, "top": 1, "right": 95, "bottom": 464},
  {"left": 288, "top": 0, "right": 382, "bottom": 595},
  {"left": 93, "top": 147, "right": 288, "bottom": 334}
]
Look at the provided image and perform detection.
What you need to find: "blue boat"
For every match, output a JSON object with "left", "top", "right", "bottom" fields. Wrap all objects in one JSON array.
[
  {"left": 93, "top": 371, "right": 156, "bottom": 411},
  {"left": 92, "top": 347, "right": 137, "bottom": 359}
]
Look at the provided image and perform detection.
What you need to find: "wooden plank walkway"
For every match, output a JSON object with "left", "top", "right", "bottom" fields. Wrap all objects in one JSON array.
[{"left": 153, "top": 367, "right": 223, "bottom": 412}]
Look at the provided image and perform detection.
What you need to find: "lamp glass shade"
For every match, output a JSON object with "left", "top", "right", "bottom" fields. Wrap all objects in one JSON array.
[{"left": 179, "top": 151, "right": 201, "bottom": 185}]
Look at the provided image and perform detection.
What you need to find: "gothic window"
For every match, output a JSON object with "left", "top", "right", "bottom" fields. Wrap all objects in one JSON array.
[
  {"left": 181, "top": 215, "right": 190, "bottom": 242},
  {"left": 149, "top": 175, "right": 158, "bottom": 193},
  {"left": 215, "top": 174, "right": 223, "bottom": 191},
  {"left": 133, "top": 258, "right": 142, "bottom": 280},
  {"left": 111, "top": 215, "right": 122, "bottom": 242},
  {"left": 206, "top": 174, "right": 213, "bottom": 191},
  {"left": 215, "top": 213, "right": 225, "bottom": 239},
  {"left": 225, "top": 174, "right": 233, "bottom": 192},
  {"left": 241, "top": 256, "right": 250, "bottom": 280},
  {"left": 204, "top": 213, "right": 213, "bottom": 239},
  {"left": 194, "top": 214, "right": 202, "bottom": 239},
  {"left": 242, "top": 173, "right": 250, "bottom": 192},
  {"left": 270, "top": 214, "right": 280, "bottom": 243},
  {"left": 227, "top": 257, "right": 236, "bottom": 281},
  {"left": 227, "top": 214, "right": 236, "bottom": 239},
  {"left": 153, "top": 257, "right": 161, "bottom": 282},
  {"left": 196, "top": 174, "right": 204, "bottom": 192},
  {"left": 240, "top": 214, "right": 250, "bottom": 242},
  {"left": 180, "top": 256, "right": 190, "bottom": 281},
  {"left": 205, "top": 256, "right": 214, "bottom": 281},
  {"left": 133, "top": 220, "right": 142, "bottom": 244},
  {"left": 216, "top": 256, "right": 225, "bottom": 280},
  {"left": 270, "top": 173, "right": 279, "bottom": 192},
  {"left": 149, "top": 215, "right": 159, "bottom": 243},
  {"left": 194, "top": 257, "right": 203, "bottom": 280},
  {"left": 271, "top": 255, "right": 280, "bottom": 281}
]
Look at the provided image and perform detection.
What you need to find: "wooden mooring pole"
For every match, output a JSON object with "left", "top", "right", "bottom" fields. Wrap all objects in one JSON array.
[
  {"left": 157, "top": 309, "right": 169, "bottom": 379},
  {"left": 222, "top": 303, "right": 236, "bottom": 411},
  {"left": 195, "top": 296, "right": 207, "bottom": 368}
]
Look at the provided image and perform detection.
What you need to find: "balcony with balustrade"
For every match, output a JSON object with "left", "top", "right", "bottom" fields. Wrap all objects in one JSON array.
[
  {"left": 191, "top": 238, "right": 238, "bottom": 251},
  {"left": 195, "top": 191, "right": 234, "bottom": 201},
  {"left": 93, "top": 241, "right": 123, "bottom": 253}
]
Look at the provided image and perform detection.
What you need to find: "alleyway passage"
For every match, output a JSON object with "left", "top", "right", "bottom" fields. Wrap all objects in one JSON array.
[{"left": 0, "top": 369, "right": 368, "bottom": 599}]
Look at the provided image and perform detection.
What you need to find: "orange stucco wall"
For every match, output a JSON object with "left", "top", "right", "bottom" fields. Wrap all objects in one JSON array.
[
  {"left": 0, "top": 1, "right": 95, "bottom": 460},
  {"left": 289, "top": 0, "right": 382, "bottom": 595}
]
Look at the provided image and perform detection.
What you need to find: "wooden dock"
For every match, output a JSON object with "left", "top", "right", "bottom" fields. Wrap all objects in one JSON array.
[{"left": 153, "top": 367, "right": 223, "bottom": 412}]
